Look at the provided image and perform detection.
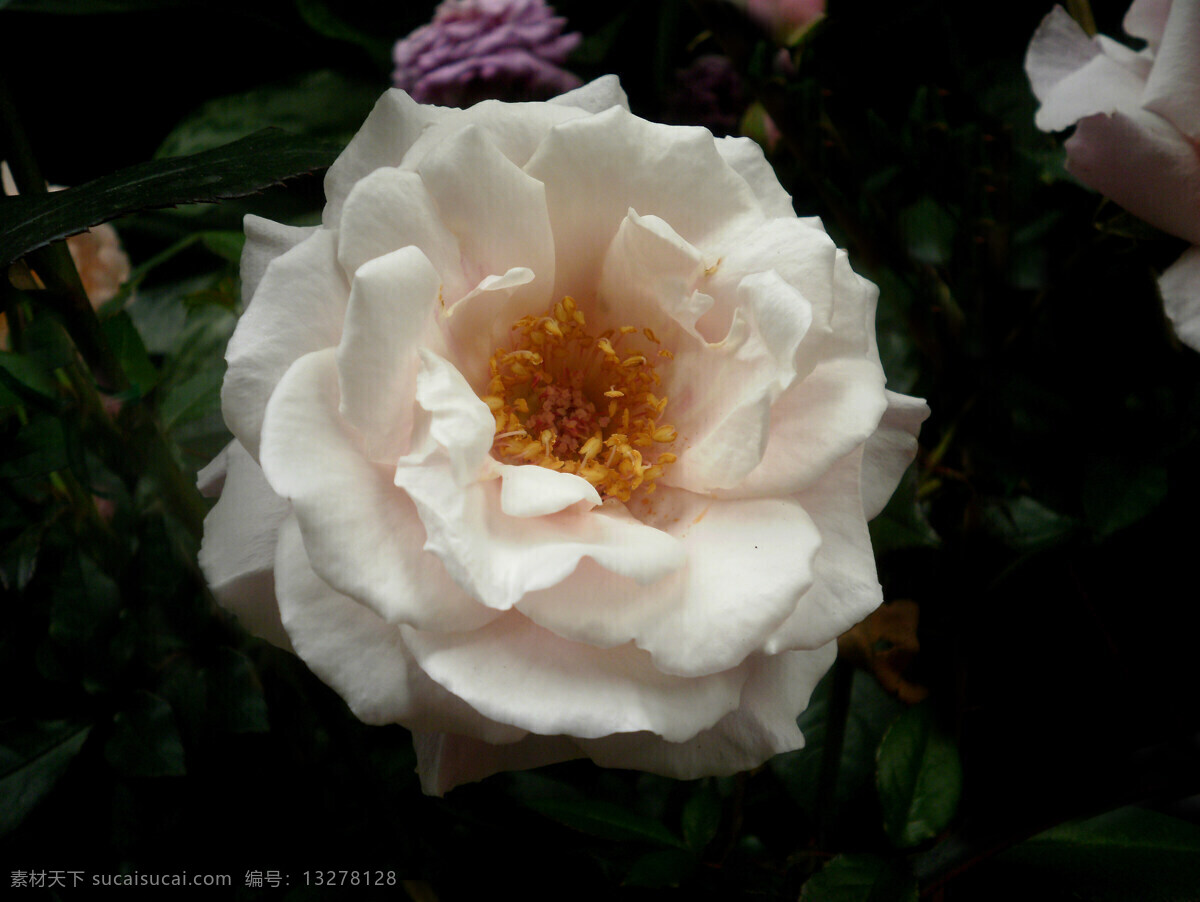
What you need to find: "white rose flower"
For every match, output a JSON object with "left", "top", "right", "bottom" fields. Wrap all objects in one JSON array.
[
  {"left": 1025, "top": 0, "right": 1200, "bottom": 350},
  {"left": 199, "top": 76, "right": 928, "bottom": 795}
]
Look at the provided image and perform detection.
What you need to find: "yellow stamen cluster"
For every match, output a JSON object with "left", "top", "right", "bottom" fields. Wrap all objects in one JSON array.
[{"left": 482, "top": 296, "right": 678, "bottom": 502}]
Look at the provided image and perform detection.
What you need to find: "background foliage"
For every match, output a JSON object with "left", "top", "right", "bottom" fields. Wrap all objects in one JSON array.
[{"left": 1, "top": 0, "right": 1198, "bottom": 898}]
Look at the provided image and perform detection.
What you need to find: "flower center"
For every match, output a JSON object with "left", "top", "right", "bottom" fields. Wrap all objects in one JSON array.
[{"left": 482, "top": 296, "right": 678, "bottom": 502}]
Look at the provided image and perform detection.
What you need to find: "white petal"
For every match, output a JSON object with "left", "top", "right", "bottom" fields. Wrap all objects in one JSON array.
[
  {"left": 496, "top": 463, "right": 601, "bottom": 517},
  {"left": 275, "top": 514, "right": 524, "bottom": 742},
  {"left": 222, "top": 228, "right": 348, "bottom": 459},
  {"left": 861, "top": 390, "right": 930, "bottom": 520},
  {"left": 550, "top": 74, "right": 630, "bottom": 113},
  {"left": 1065, "top": 109, "right": 1200, "bottom": 244},
  {"left": 260, "top": 347, "right": 496, "bottom": 632},
  {"left": 401, "top": 612, "right": 748, "bottom": 742},
  {"left": 323, "top": 89, "right": 450, "bottom": 227},
  {"left": 727, "top": 357, "right": 888, "bottom": 499},
  {"left": 1159, "top": 245, "right": 1200, "bottom": 352},
  {"left": 525, "top": 106, "right": 764, "bottom": 300},
  {"left": 198, "top": 440, "right": 292, "bottom": 650},
  {"left": 413, "top": 731, "right": 582, "bottom": 796},
  {"left": 1026, "top": 8, "right": 1102, "bottom": 113},
  {"left": 240, "top": 215, "right": 318, "bottom": 306},
  {"left": 416, "top": 124, "right": 554, "bottom": 308},
  {"left": 336, "top": 167, "right": 468, "bottom": 301},
  {"left": 518, "top": 487, "right": 821, "bottom": 677},
  {"left": 765, "top": 448, "right": 883, "bottom": 653},
  {"left": 408, "top": 348, "right": 496, "bottom": 486},
  {"left": 715, "top": 135, "right": 796, "bottom": 218},
  {"left": 578, "top": 644, "right": 836, "bottom": 778},
  {"left": 1033, "top": 52, "right": 1149, "bottom": 132},
  {"left": 1124, "top": 0, "right": 1172, "bottom": 46},
  {"left": 1141, "top": 0, "right": 1200, "bottom": 141},
  {"left": 336, "top": 246, "right": 442, "bottom": 463},
  {"left": 440, "top": 267, "right": 538, "bottom": 385}
]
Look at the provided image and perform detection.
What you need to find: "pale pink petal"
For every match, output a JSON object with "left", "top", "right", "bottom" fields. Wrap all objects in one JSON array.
[
  {"left": 197, "top": 440, "right": 292, "bottom": 651},
  {"left": 577, "top": 643, "right": 836, "bottom": 778},
  {"left": 413, "top": 731, "right": 582, "bottom": 796},
  {"left": 401, "top": 612, "right": 748, "bottom": 741},
  {"left": 525, "top": 106, "right": 764, "bottom": 300},
  {"left": 723, "top": 357, "right": 888, "bottom": 500},
  {"left": 764, "top": 448, "right": 883, "bottom": 653},
  {"left": 1124, "top": 0, "right": 1172, "bottom": 46},
  {"left": 222, "top": 229, "right": 348, "bottom": 459},
  {"left": 861, "top": 390, "right": 931, "bottom": 519},
  {"left": 715, "top": 135, "right": 796, "bottom": 218},
  {"left": 1159, "top": 245, "right": 1200, "bottom": 352},
  {"left": 1141, "top": 0, "right": 1200, "bottom": 141},
  {"left": 275, "top": 514, "right": 524, "bottom": 742},
  {"left": 1026, "top": 7, "right": 1102, "bottom": 111},
  {"left": 517, "top": 487, "right": 820, "bottom": 677},
  {"left": 241, "top": 214, "right": 319, "bottom": 304},
  {"left": 1030, "top": 40, "right": 1148, "bottom": 132},
  {"left": 495, "top": 462, "right": 601, "bottom": 517},
  {"left": 440, "top": 267, "right": 538, "bottom": 385},
  {"left": 336, "top": 246, "right": 442, "bottom": 463},
  {"left": 550, "top": 74, "right": 629, "bottom": 113},
  {"left": 259, "top": 348, "right": 496, "bottom": 631},
  {"left": 335, "top": 167, "right": 469, "bottom": 301},
  {"left": 1066, "top": 108, "right": 1200, "bottom": 244}
]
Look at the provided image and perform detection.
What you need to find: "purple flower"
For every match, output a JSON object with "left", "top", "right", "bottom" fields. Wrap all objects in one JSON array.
[{"left": 393, "top": 0, "right": 582, "bottom": 107}]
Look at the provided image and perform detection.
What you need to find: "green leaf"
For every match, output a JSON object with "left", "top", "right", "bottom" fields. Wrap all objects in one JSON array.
[
  {"left": 49, "top": 552, "right": 121, "bottom": 650},
  {"left": 0, "top": 129, "right": 339, "bottom": 267},
  {"left": 0, "top": 350, "right": 59, "bottom": 401},
  {"left": 624, "top": 848, "right": 697, "bottom": 888},
  {"left": 876, "top": 703, "right": 962, "bottom": 848},
  {"left": 1, "top": 415, "right": 69, "bottom": 479},
  {"left": 982, "top": 495, "right": 1078, "bottom": 552},
  {"left": 525, "top": 797, "right": 687, "bottom": 848},
  {"left": 681, "top": 780, "right": 722, "bottom": 852},
  {"left": 205, "top": 647, "right": 270, "bottom": 734},
  {"left": 800, "top": 854, "right": 918, "bottom": 902},
  {"left": 0, "top": 720, "right": 92, "bottom": 837},
  {"left": 1083, "top": 459, "right": 1167, "bottom": 538},
  {"left": 996, "top": 806, "right": 1200, "bottom": 902},
  {"left": 157, "top": 70, "right": 380, "bottom": 159},
  {"left": 103, "top": 691, "right": 186, "bottom": 777},
  {"left": 100, "top": 311, "right": 158, "bottom": 399},
  {"left": 293, "top": 0, "right": 392, "bottom": 60},
  {"left": 869, "top": 469, "right": 940, "bottom": 554},
  {"left": 899, "top": 196, "right": 957, "bottom": 266}
]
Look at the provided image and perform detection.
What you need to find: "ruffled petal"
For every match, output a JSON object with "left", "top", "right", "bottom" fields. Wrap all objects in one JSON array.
[
  {"left": 861, "top": 390, "right": 930, "bottom": 519},
  {"left": 1159, "top": 245, "right": 1200, "bottom": 352},
  {"left": 222, "top": 229, "right": 348, "bottom": 459},
  {"left": 1141, "top": 0, "right": 1200, "bottom": 141},
  {"left": 401, "top": 612, "right": 748, "bottom": 741},
  {"left": 336, "top": 246, "right": 443, "bottom": 463},
  {"left": 336, "top": 167, "right": 469, "bottom": 301},
  {"left": 1066, "top": 108, "right": 1200, "bottom": 245},
  {"left": 1124, "top": 0, "right": 1172, "bottom": 47},
  {"left": 764, "top": 448, "right": 884, "bottom": 653},
  {"left": 496, "top": 462, "right": 601, "bottom": 517},
  {"left": 525, "top": 106, "right": 764, "bottom": 300},
  {"left": 715, "top": 135, "right": 796, "bottom": 219},
  {"left": 517, "top": 487, "right": 820, "bottom": 677},
  {"left": 1026, "top": 7, "right": 1148, "bottom": 132},
  {"left": 197, "top": 440, "right": 292, "bottom": 650},
  {"left": 240, "top": 215, "right": 318, "bottom": 305},
  {"left": 260, "top": 347, "right": 496, "bottom": 632},
  {"left": 550, "top": 74, "right": 629, "bottom": 113},
  {"left": 275, "top": 514, "right": 524, "bottom": 742},
  {"left": 725, "top": 357, "right": 888, "bottom": 500},
  {"left": 413, "top": 731, "right": 582, "bottom": 796},
  {"left": 577, "top": 643, "right": 836, "bottom": 778}
]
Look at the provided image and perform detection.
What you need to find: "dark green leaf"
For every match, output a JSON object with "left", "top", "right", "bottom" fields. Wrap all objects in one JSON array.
[
  {"left": 681, "top": 780, "right": 722, "bottom": 853},
  {"left": 205, "top": 647, "right": 270, "bottom": 734},
  {"left": 525, "top": 797, "right": 686, "bottom": 848},
  {"left": 0, "top": 130, "right": 339, "bottom": 267},
  {"left": 49, "top": 552, "right": 121, "bottom": 649},
  {"left": 100, "top": 311, "right": 158, "bottom": 398},
  {"left": 624, "top": 849, "right": 697, "bottom": 888},
  {"left": 159, "top": 366, "right": 224, "bottom": 432},
  {"left": 1083, "top": 459, "right": 1167, "bottom": 538},
  {"left": 870, "top": 469, "right": 940, "bottom": 554},
  {"left": 157, "top": 70, "right": 380, "bottom": 159},
  {"left": 1, "top": 415, "right": 69, "bottom": 478},
  {"left": 800, "top": 854, "right": 918, "bottom": 902},
  {"left": 876, "top": 703, "right": 962, "bottom": 848},
  {"left": 995, "top": 806, "right": 1200, "bottom": 902},
  {"left": 899, "top": 196, "right": 957, "bottom": 266},
  {"left": 293, "top": 1, "right": 392, "bottom": 60},
  {"left": 0, "top": 350, "right": 59, "bottom": 401},
  {"left": 104, "top": 691, "right": 186, "bottom": 777},
  {"left": 982, "top": 495, "right": 1078, "bottom": 552},
  {"left": 0, "top": 720, "right": 92, "bottom": 837}
]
